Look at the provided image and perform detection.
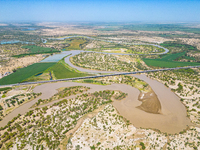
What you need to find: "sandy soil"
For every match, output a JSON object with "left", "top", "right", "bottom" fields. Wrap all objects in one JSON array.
[
  {"left": 137, "top": 91, "right": 161, "bottom": 114},
  {"left": 59, "top": 105, "right": 106, "bottom": 150}
]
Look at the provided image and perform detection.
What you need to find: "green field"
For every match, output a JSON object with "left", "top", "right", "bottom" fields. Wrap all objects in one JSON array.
[
  {"left": 143, "top": 47, "right": 200, "bottom": 68},
  {"left": 158, "top": 34, "right": 191, "bottom": 38},
  {"left": 160, "top": 42, "right": 197, "bottom": 51},
  {"left": 13, "top": 45, "right": 60, "bottom": 57},
  {"left": 160, "top": 52, "right": 187, "bottom": 61},
  {"left": 0, "top": 63, "right": 56, "bottom": 85},
  {"left": 143, "top": 59, "right": 200, "bottom": 68},
  {"left": 64, "top": 38, "right": 88, "bottom": 50},
  {"left": 49, "top": 62, "right": 89, "bottom": 79}
]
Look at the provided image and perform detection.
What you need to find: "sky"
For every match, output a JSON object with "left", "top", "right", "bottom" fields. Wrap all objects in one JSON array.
[{"left": 0, "top": 0, "right": 200, "bottom": 22}]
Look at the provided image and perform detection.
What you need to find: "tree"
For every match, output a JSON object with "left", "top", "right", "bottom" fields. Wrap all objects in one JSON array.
[
  {"left": 0, "top": 105, "right": 3, "bottom": 110},
  {"left": 90, "top": 145, "right": 95, "bottom": 150},
  {"left": 140, "top": 142, "right": 146, "bottom": 150}
]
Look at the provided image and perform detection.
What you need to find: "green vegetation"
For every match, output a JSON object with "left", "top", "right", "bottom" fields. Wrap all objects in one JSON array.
[
  {"left": 71, "top": 52, "right": 145, "bottom": 72},
  {"left": 176, "top": 82, "right": 183, "bottom": 93},
  {"left": 0, "top": 105, "right": 3, "bottom": 110},
  {"left": 158, "top": 34, "right": 191, "bottom": 38},
  {"left": 77, "top": 79, "right": 110, "bottom": 85},
  {"left": 13, "top": 45, "right": 60, "bottom": 57},
  {"left": 143, "top": 41, "right": 200, "bottom": 68},
  {"left": 116, "top": 75, "right": 150, "bottom": 92},
  {"left": 114, "top": 91, "right": 127, "bottom": 100},
  {"left": 32, "top": 86, "right": 90, "bottom": 107},
  {"left": 174, "top": 68, "right": 197, "bottom": 74},
  {"left": 122, "top": 24, "right": 200, "bottom": 34},
  {"left": 160, "top": 52, "right": 187, "bottom": 61},
  {"left": 140, "top": 142, "right": 146, "bottom": 150},
  {"left": 87, "top": 41, "right": 163, "bottom": 54},
  {"left": 126, "top": 45, "right": 164, "bottom": 54},
  {"left": 143, "top": 58, "right": 200, "bottom": 68},
  {"left": 2, "top": 93, "right": 41, "bottom": 119},
  {"left": 0, "top": 92, "right": 41, "bottom": 121},
  {"left": 48, "top": 61, "right": 89, "bottom": 79},
  {"left": 0, "top": 87, "right": 12, "bottom": 92},
  {"left": 64, "top": 38, "right": 88, "bottom": 50},
  {"left": 0, "top": 62, "right": 56, "bottom": 85},
  {"left": 80, "top": 75, "right": 151, "bottom": 92},
  {"left": 20, "top": 56, "right": 90, "bottom": 83},
  {"left": 22, "top": 72, "right": 51, "bottom": 82},
  {"left": 160, "top": 42, "right": 197, "bottom": 51},
  {"left": 143, "top": 51, "right": 200, "bottom": 68},
  {"left": 0, "top": 90, "right": 121, "bottom": 149}
]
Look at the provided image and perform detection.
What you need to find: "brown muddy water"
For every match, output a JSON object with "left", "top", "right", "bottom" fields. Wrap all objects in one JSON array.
[
  {"left": 0, "top": 75, "right": 191, "bottom": 134},
  {"left": 112, "top": 74, "right": 191, "bottom": 134}
]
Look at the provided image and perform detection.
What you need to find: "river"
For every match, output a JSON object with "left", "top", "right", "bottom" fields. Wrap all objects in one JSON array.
[
  {"left": 0, "top": 75, "right": 191, "bottom": 133},
  {"left": 0, "top": 37, "right": 190, "bottom": 133}
]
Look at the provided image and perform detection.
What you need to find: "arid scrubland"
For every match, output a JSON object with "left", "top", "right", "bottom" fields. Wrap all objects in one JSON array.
[
  {"left": 69, "top": 104, "right": 168, "bottom": 150},
  {"left": 0, "top": 89, "right": 126, "bottom": 149},
  {"left": 71, "top": 52, "right": 149, "bottom": 72},
  {"left": 0, "top": 85, "right": 39, "bottom": 120},
  {"left": 0, "top": 44, "right": 27, "bottom": 57},
  {"left": 0, "top": 55, "right": 44, "bottom": 78}
]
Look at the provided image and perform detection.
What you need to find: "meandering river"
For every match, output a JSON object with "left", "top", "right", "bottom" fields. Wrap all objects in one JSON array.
[
  {"left": 0, "top": 74, "right": 191, "bottom": 133},
  {"left": 0, "top": 38, "right": 191, "bottom": 134}
]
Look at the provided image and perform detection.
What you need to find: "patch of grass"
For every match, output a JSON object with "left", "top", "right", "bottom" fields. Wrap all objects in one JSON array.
[
  {"left": 0, "top": 87, "right": 12, "bottom": 92},
  {"left": 143, "top": 51, "right": 200, "bottom": 68},
  {"left": 143, "top": 58, "right": 200, "bottom": 68},
  {"left": 183, "top": 56, "right": 196, "bottom": 60},
  {"left": 49, "top": 62, "right": 89, "bottom": 79},
  {"left": 64, "top": 38, "right": 88, "bottom": 50},
  {"left": 23, "top": 72, "right": 51, "bottom": 82},
  {"left": 0, "top": 63, "right": 56, "bottom": 85},
  {"left": 75, "top": 79, "right": 110, "bottom": 85},
  {"left": 160, "top": 52, "right": 186, "bottom": 61},
  {"left": 160, "top": 42, "right": 197, "bottom": 51},
  {"left": 2, "top": 94, "right": 6, "bottom": 98}
]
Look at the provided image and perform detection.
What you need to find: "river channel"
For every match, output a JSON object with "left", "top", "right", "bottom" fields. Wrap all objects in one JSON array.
[
  {"left": 0, "top": 74, "right": 191, "bottom": 134},
  {"left": 0, "top": 40, "right": 191, "bottom": 134}
]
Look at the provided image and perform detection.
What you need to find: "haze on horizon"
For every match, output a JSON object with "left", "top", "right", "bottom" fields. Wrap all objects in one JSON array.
[{"left": 0, "top": 0, "right": 200, "bottom": 23}]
